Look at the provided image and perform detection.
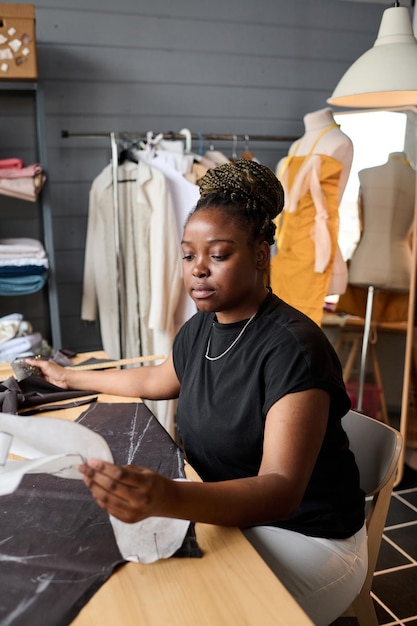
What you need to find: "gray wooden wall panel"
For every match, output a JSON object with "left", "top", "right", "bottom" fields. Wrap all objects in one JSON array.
[
  {"left": 35, "top": 11, "right": 371, "bottom": 56},
  {"left": 39, "top": 46, "right": 351, "bottom": 91},
  {"left": 0, "top": 0, "right": 384, "bottom": 353}
]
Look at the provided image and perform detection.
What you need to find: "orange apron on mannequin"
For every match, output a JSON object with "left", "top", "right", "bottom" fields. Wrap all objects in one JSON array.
[{"left": 271, "top": 124, "right": 344, "bottom": 326}]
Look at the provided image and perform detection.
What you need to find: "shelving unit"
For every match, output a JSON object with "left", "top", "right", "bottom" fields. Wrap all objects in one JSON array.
[{"left": 0, "top": 81, "right": 61, "bottom": 349}]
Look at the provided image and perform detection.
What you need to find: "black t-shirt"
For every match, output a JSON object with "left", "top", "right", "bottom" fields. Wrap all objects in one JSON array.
[{"left": 173, "top": 291, "right": 365, "bottom": 538}]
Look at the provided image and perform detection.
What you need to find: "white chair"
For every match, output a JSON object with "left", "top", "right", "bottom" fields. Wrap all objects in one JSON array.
[{"left": 340, "top": 409, "right": 403, "bottom": 626}]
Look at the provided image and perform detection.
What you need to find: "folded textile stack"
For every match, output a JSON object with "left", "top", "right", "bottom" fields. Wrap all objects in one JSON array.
[
  {"left": 0, "top": 157, "right": 46, "bottom": 202},
  {"left": 0, "top": 238, "right": 49, "bottom": 295},
  {"left": 0, "top": 312, "right": 47, "bottom": 363}
]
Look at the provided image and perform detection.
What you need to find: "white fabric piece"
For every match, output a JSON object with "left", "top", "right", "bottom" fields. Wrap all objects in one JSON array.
[
  {"left": 0, "top": 313, "right": 23, "bottom": 322},
  {"left": 0, "top": 238, "right": 46, "bottom": 259},
  {"left": 0, "top": 414, "right": 190, "bottom": 564},
  {"left": 0, "top": 257, "right": 49, "bottom": 268},
  {"left": 0, "top": 332, "right": 43, "bottom": 362},
  {"left": 0, "top": 313, "right": 23, "bottom": 345}
]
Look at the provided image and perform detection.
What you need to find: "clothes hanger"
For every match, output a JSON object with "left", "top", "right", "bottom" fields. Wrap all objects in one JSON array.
[
  {"left": 138, "top": 131, "right": 164, "bottom": 160},
  {"left": 179, "top": 128, "right": 192, "bottom": 154},
  {"left": 231, "top": 134, "right": 238, "bottom": 160},
  {"left": 204, "top": 137, "right": 230, "bottom": 166},
  {"left": 117, "top": 138, "right": 140, "bottom": 165},
  {"left": 241, "top": 134, "right": 255, "bottom": 161}
]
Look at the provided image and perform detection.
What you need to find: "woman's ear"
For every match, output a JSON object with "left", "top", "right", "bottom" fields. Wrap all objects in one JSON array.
[{"left": 256, "top": 241, "right": 270, "bottom": 270}]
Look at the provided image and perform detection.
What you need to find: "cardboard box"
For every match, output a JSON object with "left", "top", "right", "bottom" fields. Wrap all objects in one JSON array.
[{"left": 0, "top": 4, "right": 37, "bottom": 80}]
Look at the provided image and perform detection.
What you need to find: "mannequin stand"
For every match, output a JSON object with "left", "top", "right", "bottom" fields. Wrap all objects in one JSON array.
[
  {"left": 332, "top": 285, "right": 390, "bottom": 424},
  {"left": 357, "top": 286, "right": 374, "bottom": 413},
  {"left": 335, "top": 328, "right": 390, "bottom": 425}
]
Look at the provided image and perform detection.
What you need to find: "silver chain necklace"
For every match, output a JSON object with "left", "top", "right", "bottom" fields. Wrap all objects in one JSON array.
[{"left": 205, "top": 313, "right": 256, "bottom": 361}]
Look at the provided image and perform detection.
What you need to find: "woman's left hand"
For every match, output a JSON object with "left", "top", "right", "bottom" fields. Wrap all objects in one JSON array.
[{"left": 79, "top": 459, "right": 172, "bottom": 523}]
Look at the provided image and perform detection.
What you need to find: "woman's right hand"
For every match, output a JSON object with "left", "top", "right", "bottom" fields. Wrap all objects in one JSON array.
[{"left": 25, "top": 358, "right": 69, "bottom": 389}]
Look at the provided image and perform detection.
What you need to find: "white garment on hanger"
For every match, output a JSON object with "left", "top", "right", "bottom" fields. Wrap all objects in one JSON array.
[
  {"left": 138, "top": 152, "right": 200, "bottom": 328},
  {"left": 81, "top": 160, "right": 183, "bottom": 435},
  {"left": 82, "top": 161, "right": 182, "bottom": 353},
  {"left": 155, "top": 140, "right": 194, "bottom": 174},
  {"left": 203, "top": 150, "right": 230, "bottom": 166}
]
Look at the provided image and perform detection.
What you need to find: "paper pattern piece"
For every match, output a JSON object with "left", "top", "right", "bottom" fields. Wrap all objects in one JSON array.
[{"left": 110, "top": 512, "right": 191, "bottom": 564}]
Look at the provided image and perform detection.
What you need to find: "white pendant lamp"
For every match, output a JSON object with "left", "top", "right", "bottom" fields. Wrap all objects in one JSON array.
[{"left": 328, "top": 2, "right": 417, "bottom": 108}]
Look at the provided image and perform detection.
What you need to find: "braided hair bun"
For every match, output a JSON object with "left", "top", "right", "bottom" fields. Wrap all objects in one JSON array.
[{"left": 195, "top": 159, "right": 284, "bottom": 245}]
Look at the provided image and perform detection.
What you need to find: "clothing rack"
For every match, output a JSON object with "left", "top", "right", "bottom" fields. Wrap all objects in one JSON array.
[
  {"left": 63, "top": 129, "right": 298, "bottom": 359},
  {"left": 61, "top": 130, "right": 297, "bottom": 143}
]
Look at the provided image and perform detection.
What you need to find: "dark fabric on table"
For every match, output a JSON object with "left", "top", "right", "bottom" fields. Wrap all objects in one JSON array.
[
  {"left": 0, "top": 402, "right": 201, "bottom": 626},
  {"left": 0, "top": 349, "right": 144, "bottom": 416},
  {"left": 0, "top": 374, "right": 98, "bottom": 414},
  {"left": 0, "top": 352, "right": 138, "bottom": 415}
]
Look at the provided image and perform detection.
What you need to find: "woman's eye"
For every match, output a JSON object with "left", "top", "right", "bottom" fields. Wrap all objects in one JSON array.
[
  {"left": 212, "top": 255, "right": 227, "bottom": 261},
  {"left": 182, "top": 254, "right": 194, "bottom": 261}
]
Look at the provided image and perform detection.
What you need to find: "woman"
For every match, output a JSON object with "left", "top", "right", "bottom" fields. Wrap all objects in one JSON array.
[{"left": 28, "top": 159, "right": 367, "bottom": 626}]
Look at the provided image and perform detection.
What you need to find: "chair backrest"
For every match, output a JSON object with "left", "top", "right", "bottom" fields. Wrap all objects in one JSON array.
[
  {"left": 343, "top": 409, "right": 402, "bottom": 497},
  {"left": 342, "top": 409, "right": 403, "bottom": 610}
]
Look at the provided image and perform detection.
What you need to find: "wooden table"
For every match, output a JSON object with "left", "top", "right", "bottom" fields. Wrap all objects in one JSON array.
[{"left": 7, "top": 352, "right": 314, "bottom": 626}]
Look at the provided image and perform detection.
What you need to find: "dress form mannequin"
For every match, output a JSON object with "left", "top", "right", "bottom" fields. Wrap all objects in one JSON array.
[
  {"left": 337, "top": 152, "right": 415, "bottom": 322},
  {"left": 337, "top": 153, "right": 415, "bottom": 413},
  {"left": 270, "top": 108, "right": 353, "bottom": 326},
  {"left": 285, "top": 108, "right": 353, "bottom": 192},
  {"left": 349, "top": 152, "right": 415, "bottom": 291}
]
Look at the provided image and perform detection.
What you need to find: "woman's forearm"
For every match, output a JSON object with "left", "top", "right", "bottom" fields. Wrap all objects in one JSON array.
[
  {"left": 26, "top": 353, "right": 180, "bottom": 400},
  {"left": 80, "top": 459, "right": 300, "bottom": 528},
  {"left": 159, "top": 473, "right": 300, "bottom": 528},
  {"left": 65, "top": 366, "right": 153, "bottom": 397}
]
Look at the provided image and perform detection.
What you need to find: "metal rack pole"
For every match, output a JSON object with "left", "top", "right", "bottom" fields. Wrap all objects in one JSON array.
[{"left": 61, "top": 130, "right": 297, "bottom": 143}]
